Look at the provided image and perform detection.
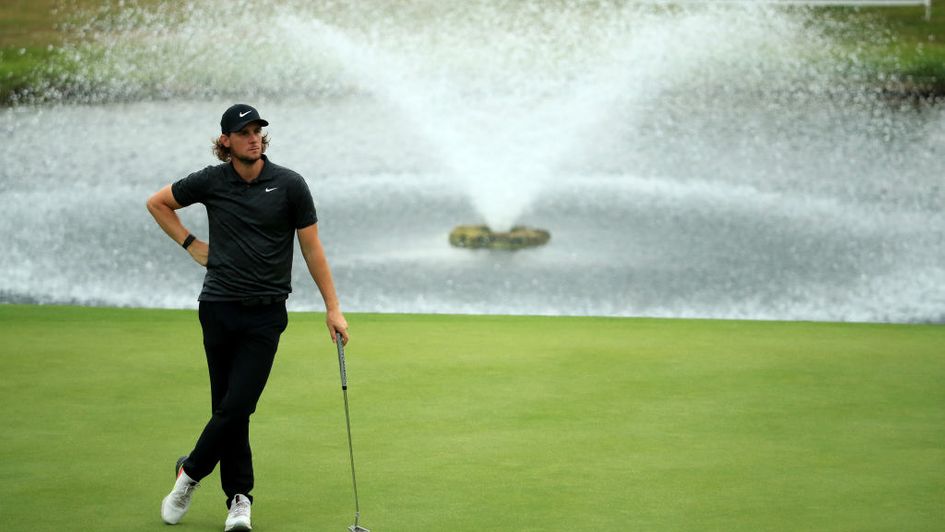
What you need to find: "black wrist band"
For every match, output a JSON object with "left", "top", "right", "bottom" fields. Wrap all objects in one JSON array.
[{"left": 181, "top": 234, "right": 196, "bottom": 250}]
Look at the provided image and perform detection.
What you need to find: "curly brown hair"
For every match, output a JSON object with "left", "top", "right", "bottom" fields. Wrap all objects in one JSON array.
[{"left": 212, "top": 132, "right": 270, "bottom": 162}]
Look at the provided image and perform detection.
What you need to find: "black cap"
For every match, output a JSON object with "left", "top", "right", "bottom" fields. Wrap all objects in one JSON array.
[{"left": 220, "top": 104, "right": 269, "bottom": 134}]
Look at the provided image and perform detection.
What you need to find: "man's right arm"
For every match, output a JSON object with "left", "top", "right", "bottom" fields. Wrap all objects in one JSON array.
[{"left": 146, "top": 184, "right": 208, "bottom": 267}]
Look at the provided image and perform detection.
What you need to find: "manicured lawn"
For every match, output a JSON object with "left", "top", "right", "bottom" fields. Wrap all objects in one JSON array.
[{"left": 1, "top": 304, "right": 942, "bottom": 531}]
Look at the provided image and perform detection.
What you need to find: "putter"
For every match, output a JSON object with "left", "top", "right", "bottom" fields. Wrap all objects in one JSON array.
[{"left": 336, "top": 334, "right": 371, "bottom": 532}]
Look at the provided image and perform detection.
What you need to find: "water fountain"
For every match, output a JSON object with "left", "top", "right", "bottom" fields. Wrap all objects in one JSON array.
[{"left": 1, "top": 0, "right": 942, "bottom": 321}]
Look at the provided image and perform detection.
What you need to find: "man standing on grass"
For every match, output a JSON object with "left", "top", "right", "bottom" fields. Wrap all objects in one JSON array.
[{"left": 146, "top": 104, "right": 348, "bottom": 531}]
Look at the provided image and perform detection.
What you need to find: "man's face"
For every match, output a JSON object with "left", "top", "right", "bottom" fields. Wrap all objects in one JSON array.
[{"left": 222, "top": 122, "right": 264, "bottom": 164}]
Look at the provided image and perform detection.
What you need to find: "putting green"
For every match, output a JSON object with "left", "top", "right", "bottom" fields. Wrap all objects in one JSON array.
[{"left": 0, "top": 305, "right": 942, "bottom": 531}]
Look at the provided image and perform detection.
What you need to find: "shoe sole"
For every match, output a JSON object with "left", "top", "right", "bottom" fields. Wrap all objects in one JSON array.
[{"left": 225, "top": 524, "right": 251, "bottom": 531}]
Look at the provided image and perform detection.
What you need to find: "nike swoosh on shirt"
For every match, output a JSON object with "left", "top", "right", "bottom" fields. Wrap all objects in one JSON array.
[
  {"left": 239, "top": 110, "right": 252, "bottom": 117},
  {"left": 265, "top": 187, "right": 278, "bottom": 192}
]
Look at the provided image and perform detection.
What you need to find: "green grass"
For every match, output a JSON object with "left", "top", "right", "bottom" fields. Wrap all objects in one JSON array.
[{"left": 1, "top": 304, "right": 943, "bottom": 531}]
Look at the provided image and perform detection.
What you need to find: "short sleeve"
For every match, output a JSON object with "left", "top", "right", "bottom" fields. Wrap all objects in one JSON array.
[
  {"left": 289, "top": 175, "right": 318, "bottom": 229},
  {"left": 171, "top": 166, "right": 215, "bottom": 207}
]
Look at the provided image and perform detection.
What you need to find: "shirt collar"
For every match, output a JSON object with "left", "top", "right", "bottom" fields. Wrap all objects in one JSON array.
[{"left": 226, "top": 154, "right": 273, "bottom": 184}]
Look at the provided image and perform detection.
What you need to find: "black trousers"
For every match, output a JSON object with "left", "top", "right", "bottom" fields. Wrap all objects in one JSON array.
[{"left": 182, "top": 300, "right": 288, "bottom": 508}]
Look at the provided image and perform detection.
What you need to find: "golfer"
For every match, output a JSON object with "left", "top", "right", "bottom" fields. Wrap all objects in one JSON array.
[{"left": 147, "top": 104, "right": 348, "bottom": 531}]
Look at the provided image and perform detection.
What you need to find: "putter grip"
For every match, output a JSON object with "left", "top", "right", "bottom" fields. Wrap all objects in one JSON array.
[{"left": 337, "top": 337, "right": 348, "bottom": 390}]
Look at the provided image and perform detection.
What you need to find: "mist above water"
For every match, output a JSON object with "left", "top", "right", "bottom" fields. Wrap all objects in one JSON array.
[
  {"left": 34, "top": 1, "right": 887, "bottom": 229},
  {"left": 3, "top": 0, "right": 943, "bottom": 322}
]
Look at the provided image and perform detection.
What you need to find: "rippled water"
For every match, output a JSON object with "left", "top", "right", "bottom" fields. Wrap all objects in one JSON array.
[{"left": 2, "top": 1, "right": 943, "bottom": 322}]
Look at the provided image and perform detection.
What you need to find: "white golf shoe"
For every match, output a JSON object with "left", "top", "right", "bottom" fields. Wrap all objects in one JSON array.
[
  {"left": 225, "top": 494, "right": 252, "bottom": 531},
  {"left": 161, "top": 457, "right": 199, "bottom": 524}
]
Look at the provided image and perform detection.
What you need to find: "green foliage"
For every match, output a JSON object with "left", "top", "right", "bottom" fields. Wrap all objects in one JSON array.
[
  {"left": 814, "top": 5, "right": 945, "bottom": 92},
  {"left": 2, "top": 2, "right": 945, "bottom": 103}
]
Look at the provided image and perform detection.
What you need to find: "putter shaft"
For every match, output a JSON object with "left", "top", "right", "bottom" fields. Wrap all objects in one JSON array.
[{"left": 337, "top": 338, "right": 369, "bottom": 532}]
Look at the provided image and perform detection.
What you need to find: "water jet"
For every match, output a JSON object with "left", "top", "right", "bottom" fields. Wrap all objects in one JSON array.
[{"left": 1, "top": 1, "right": 943, "bottom": 322}]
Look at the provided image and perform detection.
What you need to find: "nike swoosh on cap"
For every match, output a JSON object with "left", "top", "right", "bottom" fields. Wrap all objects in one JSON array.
[{"left": 239, "top": 110, "right": 252, "bottom": 117}]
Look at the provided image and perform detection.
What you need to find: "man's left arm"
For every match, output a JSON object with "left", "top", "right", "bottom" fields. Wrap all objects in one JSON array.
[{"left": 297, "top": 223, "right": 349, "bottom": 345}]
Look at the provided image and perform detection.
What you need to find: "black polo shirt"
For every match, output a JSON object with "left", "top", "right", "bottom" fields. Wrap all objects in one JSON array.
[{"left": 171, "top": 155, "right": 318, "bottom": 301}]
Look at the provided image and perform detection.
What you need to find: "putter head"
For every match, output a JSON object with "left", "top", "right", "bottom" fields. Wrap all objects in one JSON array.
[{"left": 348, "top": 526, "right": 370, "bottom": 532}]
